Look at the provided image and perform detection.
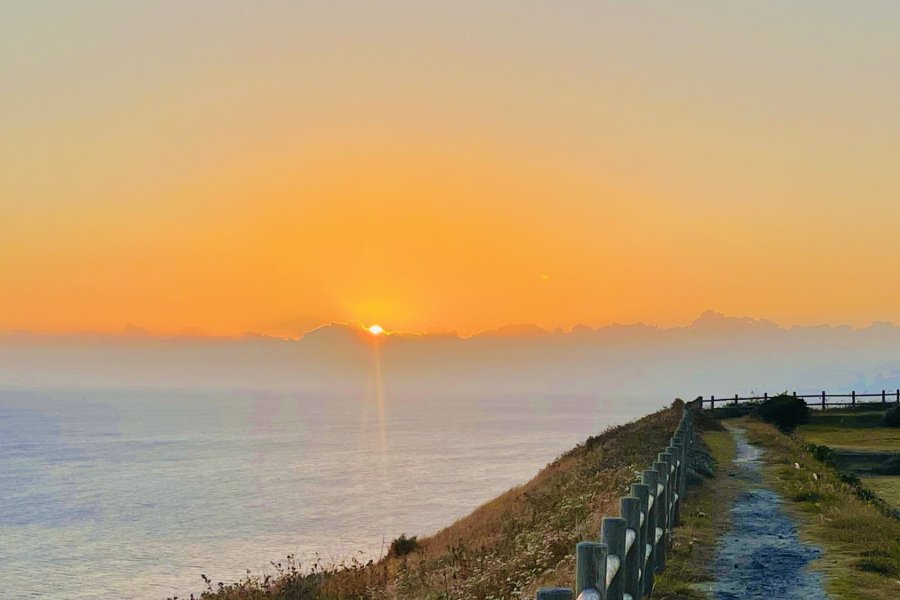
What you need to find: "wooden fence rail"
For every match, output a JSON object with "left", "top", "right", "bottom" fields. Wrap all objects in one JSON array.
[
  {"left": 535, "top": 408, "right": 694, "bottom": 600},
  {"left": 699, "top": 389, "right": 900, "bottom": 411}
]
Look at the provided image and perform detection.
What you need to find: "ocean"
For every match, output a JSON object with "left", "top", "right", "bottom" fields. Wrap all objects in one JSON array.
[{"left": 0, "top": 388, "right": 660, "bottom": 599}]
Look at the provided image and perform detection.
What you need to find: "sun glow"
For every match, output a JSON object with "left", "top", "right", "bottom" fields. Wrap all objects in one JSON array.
[{"left": 368, "top": 324, "right": 385, "bottom": 336}]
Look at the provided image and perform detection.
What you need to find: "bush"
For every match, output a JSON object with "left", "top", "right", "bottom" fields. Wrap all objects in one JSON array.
[
  {"left": 388, "top": 534, "right": 419, "bottom": 558},
  {"left": 756, "top": 394, "right": 810, "bottom": 432},
  {"left": 882, "top": 406, "right": 900, "bottom": 427},
  {"left": 806, "top": 443, "right": 836, "bottom": 465}
]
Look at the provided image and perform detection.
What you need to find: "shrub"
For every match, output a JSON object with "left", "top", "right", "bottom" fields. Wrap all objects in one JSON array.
[
  {"left": 806, "top": 443, "right": 836, "bottom": 465},
  {"left": 388, "top": 534, "right": 420, "bottom": 558},
  {"left": 882, "top": 405, "right": 900, "bottom": 427},
  {"left": 756, "top": 394, "right": 810, "bottom": 432}
]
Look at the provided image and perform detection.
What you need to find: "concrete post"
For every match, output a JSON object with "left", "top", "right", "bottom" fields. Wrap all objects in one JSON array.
[
  {"left": 659, "top": 452, "right": 674, "bottom": 531},
  {"left": 653, "top": 459, "right": 670, "bottom": 573},
  {"left": 536, "top": 588, "right": 574, "bottom": 600},
  {"left": 666, "top": 445, "right": 681, "bottom": 525},
  {"left": 620, "top": 496, "right": 642, "bottom": 600},
  {"left": 575, "top": 541, "right": 607, "bottom": 599},
  {"left": 601, "top": 517, "right": 626, "bottom": 600},
  {"left": 640, "top": 471, "right": 658, "bottom": 596},
  {"left": 671, "top": 439, "right": 683, "bottom": 523}
]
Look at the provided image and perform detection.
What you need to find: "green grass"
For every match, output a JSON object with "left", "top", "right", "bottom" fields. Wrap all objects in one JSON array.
[
  {"left": 740, "top": 418, "right": 900, "bottom": 600},
  {"left": 860, "top": 476, "right": 900, "bottom": 508},
  {"left": 652, "top": 425, "right": 737, "bottom": 600},
  {"left": 797, "top": 410, "right": 900, "bottom": 451}
]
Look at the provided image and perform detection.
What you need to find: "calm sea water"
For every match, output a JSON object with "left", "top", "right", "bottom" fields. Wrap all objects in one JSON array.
[{"left": 0, "top": 388, "right": 658, "bottom": 599}]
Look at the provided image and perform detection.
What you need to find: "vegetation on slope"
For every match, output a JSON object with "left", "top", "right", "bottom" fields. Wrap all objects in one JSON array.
[{"left": 171, "top": 403, "right": 686, "bottom": 600}]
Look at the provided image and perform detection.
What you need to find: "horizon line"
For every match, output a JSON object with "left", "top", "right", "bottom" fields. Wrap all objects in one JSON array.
[{"left": 1, "top": 310, "right": 897, "bottom": 343}]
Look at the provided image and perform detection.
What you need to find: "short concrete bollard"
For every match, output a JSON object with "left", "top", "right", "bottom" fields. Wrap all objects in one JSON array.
[
  {"left": 627, "top": 486, "right": 649, "bottom": 600},
  {"left": 619, "top": 496, "right": 646, "bottom": 600},
  {"left": 575, "top": 541, "right": 607, "bottom": 598},
  {"left": 653, "top": 459, "right": 670, "bottom": 574},
  {"left": 601, "top": 516, "right": 627, "bottom": 600},
  {"left": 536, "top": 587, "right": 574, "bottom": 600},
  {"left": 640, "top": 470, "right": 658, "bottom": 596},
  {"left": 665, "top": 445, "right": 680, "bottom": 525}
]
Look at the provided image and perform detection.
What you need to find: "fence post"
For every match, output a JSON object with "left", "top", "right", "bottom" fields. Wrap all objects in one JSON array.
[
  {"left": 734, "top": 394, "right": 738, "bottom": 406},
  {"left": 620, "top": 496, "right": 643, "bottom": 600},
  {"left": 601, "top": 517, "right": 626, "bottom": 600},
  {"left": 897, "top": 389, "right": 899, "bottom": 405},
  {"left": 710, "top": 395, "right": 715, "bottom": 410},
  {"left": 852, "top": 390, "right": 856, "bottom": 407},
  {"left": 686, "top": 410, "right": 694, "bottom": 466},
  {"left": 640, "top": 471, "right": 658, "bottom": 596},
  {"left": 665, "top": 444, "right": 681, "bottom": 525},
  {"left": 653, "top": 459, "right": 669, "bottom": 574},
  {"left": 660, "top": 450, "right": 675, "bottom": 512},
  {"left": 676, "top": 434, "right": 687, "bottom": 514},
  {"left": 764, "top": 392, "right": 768, "bottom": 401},
  {"left": 821, "top": 391, "right": 826, "bottom": 411},
  {"left": 630, "top": 484, "right": 650, "bottom": 600},
  {"left": 536, "top": 588, "right": 574, "bottom": 600},
  {"left": 883, "top": 389, "right": 887, "bottom": 405},
  {"left": 575, "top": 541, "right": 607, "bottom": 599}
]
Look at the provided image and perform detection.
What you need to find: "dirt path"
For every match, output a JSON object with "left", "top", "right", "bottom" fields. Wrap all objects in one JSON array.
[{"left": 711, "top": 426, "right": 829, "bottom": 599}]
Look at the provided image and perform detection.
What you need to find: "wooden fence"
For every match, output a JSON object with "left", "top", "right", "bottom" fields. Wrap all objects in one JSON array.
[
  {"left": 699, "top": 390, "right": 900, "bottom": 411},
  {"left": 535, "top": 408, "right": 694, "bottom": 600}
]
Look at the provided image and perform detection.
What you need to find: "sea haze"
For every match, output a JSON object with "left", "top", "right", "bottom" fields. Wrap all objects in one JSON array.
[
  {"left": 4, "top": 313, "right": 900, "bottom": 598},
  {"left": 0, "top": 388, "right": 656, "bottom": 600}
]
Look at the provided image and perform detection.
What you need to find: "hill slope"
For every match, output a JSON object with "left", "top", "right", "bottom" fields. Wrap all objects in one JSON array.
[{"left": 181, "top": 403, "right": 685, "bottom": 599}]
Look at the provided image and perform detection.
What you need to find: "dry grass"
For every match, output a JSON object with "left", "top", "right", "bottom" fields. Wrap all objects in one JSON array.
[
  {"left": 173, "top": 404, "right": 685, "bottom": 600},
  {"left": 740, "top": 418, "right": 900, "bottom": 600}
]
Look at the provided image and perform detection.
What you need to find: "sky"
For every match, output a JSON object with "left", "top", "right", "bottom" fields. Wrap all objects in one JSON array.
[{"left": 2, "top": 2, "right": 900, "bottom": 337}]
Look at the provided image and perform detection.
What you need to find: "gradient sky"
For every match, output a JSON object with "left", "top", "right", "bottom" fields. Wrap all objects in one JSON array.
[{"left": 3, "top": 2, "right": 900, "bottom": 337}]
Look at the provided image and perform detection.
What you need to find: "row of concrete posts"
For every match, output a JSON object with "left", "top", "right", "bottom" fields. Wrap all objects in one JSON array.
[{"left": 536, "top": 407, "right": 694, "bottom": 600}]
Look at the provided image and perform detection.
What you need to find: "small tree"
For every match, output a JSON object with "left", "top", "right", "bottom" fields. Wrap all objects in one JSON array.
[{"left": 756, "top": 393, "right": 809, "bottom": 431}]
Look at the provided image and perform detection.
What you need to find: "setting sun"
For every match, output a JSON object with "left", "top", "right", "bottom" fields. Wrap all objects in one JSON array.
[{"left": 368, "top": 325, "right": 385, "bottom": 336}]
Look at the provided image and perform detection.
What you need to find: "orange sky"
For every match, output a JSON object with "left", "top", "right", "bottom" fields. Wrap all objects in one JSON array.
[{"left": 3, "top": 3, "right": 900, "bottom": 337}]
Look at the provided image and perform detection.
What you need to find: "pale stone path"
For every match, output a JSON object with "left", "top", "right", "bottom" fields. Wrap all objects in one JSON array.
[{"left": 711, "top": 427, "right": 829, "bottom": 600}]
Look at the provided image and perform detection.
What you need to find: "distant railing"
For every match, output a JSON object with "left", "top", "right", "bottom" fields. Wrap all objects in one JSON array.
[
  {"left": 699, "top": 389, "right": 900, "bottom": 411},
  {"left": 535, "top": 407, "right": 694, "bottom": 600}
]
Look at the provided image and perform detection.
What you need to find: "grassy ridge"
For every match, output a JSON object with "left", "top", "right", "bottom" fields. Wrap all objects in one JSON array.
[{"left": 176, "top": 404, "right": 685, "bottom": 600}]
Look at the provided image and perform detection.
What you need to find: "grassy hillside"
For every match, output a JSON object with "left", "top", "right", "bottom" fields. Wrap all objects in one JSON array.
[{"left": 172, "top": 403, "right": 685, "bottom": 600}]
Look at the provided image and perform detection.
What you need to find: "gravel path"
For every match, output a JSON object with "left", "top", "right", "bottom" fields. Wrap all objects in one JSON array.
[{"left": 712, "top": 427, "right": 829, "bottom": 600}]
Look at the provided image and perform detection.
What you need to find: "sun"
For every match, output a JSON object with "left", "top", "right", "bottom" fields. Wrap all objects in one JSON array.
[{"left": 367, "top": 324, "right": 385, "bottom": 336}]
